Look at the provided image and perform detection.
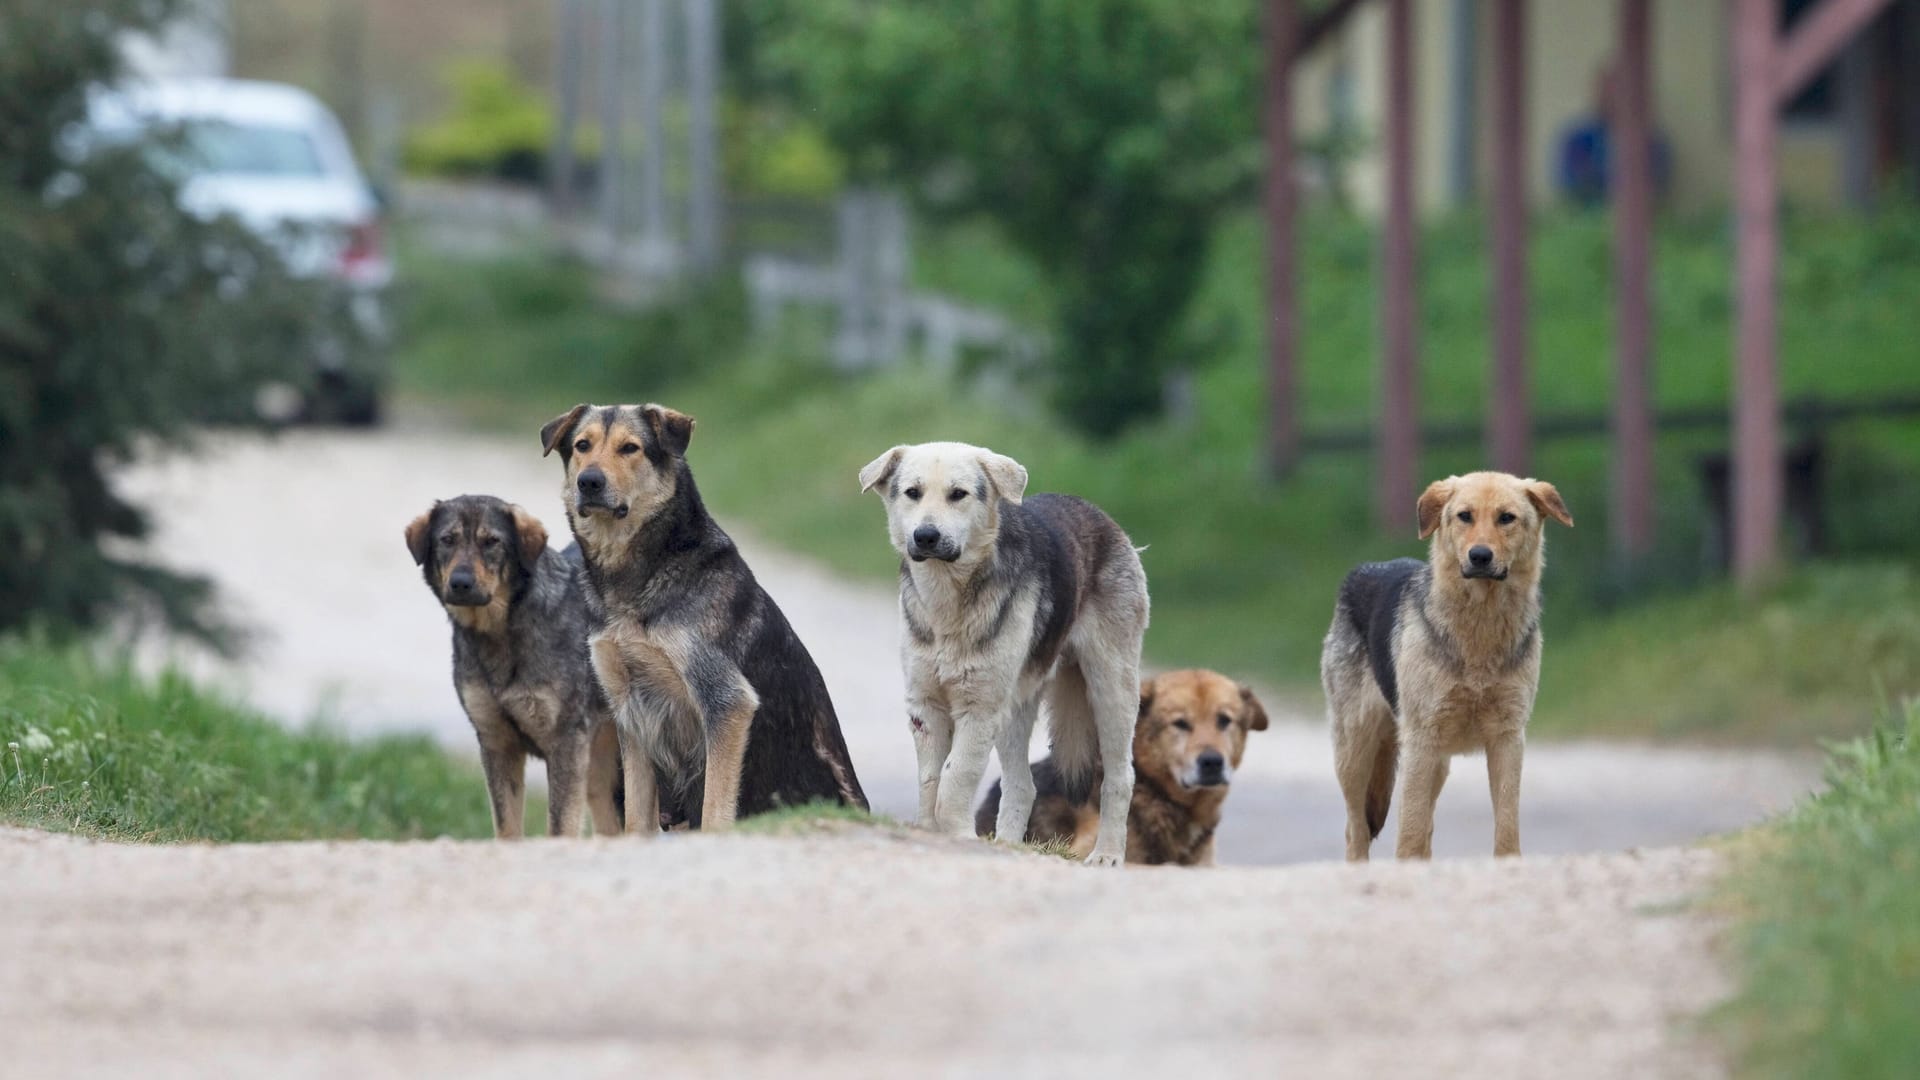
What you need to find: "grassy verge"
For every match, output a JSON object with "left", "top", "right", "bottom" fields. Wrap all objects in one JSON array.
[
  {"left": 1720, "top": 696, "right": 1920, "bottom": 1077},
  {"left": 389, "top": 204, "right": 1920, "bottom": 742},
  {"left": 0, "top": 642, "right": 497, "bottom": 842}
]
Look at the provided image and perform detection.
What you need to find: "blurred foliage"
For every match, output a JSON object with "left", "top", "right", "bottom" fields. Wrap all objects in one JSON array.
[
  {"left": 0, "top": 0, "right": 355, "bottom": 646},
  {"left": 1722, "top": 695, "right": 1920, "bottom": 1077},
  {"left": 403, "top": 58, "right": 561, "bottom": 182},
  {"left": 0, "top": 641, "right": 497, "bottom": 841},
  {"left": 743, "top": 0, "right": 1261, "bottom": 437}
]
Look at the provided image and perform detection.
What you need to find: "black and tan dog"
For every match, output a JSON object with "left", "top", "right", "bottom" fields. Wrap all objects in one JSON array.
[
  {"left": 406, "top": 495, "right": 620, "bottom": 838},
  {"left": 975, "top": 669, "right": 1267, "bottom": 866},
  {"left": 541, "top": 402, "right": 867, "bottom": 832},
  {"left": 1323, "top": 471, "right": 1573, "bottom": 862}
]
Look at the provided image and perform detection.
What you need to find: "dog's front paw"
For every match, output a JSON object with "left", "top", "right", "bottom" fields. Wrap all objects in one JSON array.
[{"left": 1084, "top": 850, "right": 1123, "bottom": 868}]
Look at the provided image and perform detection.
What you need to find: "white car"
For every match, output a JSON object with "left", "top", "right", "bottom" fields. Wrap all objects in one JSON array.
[{"left": 85, "top": 77, "right": 393, "bottom": 423}]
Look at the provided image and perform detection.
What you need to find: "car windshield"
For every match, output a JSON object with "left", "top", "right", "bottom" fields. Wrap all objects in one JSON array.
[{"left": 165, "top": 120, "right": 328, "bottom": 178}]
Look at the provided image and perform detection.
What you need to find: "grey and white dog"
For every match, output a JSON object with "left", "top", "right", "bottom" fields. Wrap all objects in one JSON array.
[{"left": 860, "top": 442, "right": 1149, "bottom": 866}]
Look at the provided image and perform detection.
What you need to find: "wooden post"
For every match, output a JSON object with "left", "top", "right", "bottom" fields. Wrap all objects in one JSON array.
[
  {"left": 1773, "top": 0, "right": 1895, "bottom": 107},
  {"left": 596, "top": 0, "right": 625, "bottom": 244},
  {"left": 1732, "top": 0, "right": 1782, "bottom": 582},
  {"left": 1611, "top": 0, "right": 1655, "bottom": 557},
  {"left": 1380, "top": 0, "right": 1420, "bottom": 531},
  {"left": 1265, "top": 0, "right": 1301, "bottom": 478},
  {"left": 549, "top": 0, "right": 586, "bottom": 218},
  {"left": 685, "top": 0, "right": 723, "bottom": 273},
  {"left": 1488, "top": 0, "right": 1530, "bottom": 475}
]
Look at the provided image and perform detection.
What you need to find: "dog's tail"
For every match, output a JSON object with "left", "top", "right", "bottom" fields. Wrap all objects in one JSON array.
[
  {"left": 974, "top": 780, "right": 1002, "bottom": 837},
  {"left": 1366, "top": 732, "right": 1398, "bottom": 840},
  {"left": 1046, "top": 661, "right": 1101, "bottom": 804}
]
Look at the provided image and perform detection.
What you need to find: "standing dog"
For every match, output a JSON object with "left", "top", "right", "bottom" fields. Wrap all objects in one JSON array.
[
  {"left": 975, "top": 669, "right": 1268, "bottom": 866},
  {"left": 406, "top": 495, "right": 621, "bottom": 838},
  {"left": 543, "top": 403, "right": 867, "bottom": 832},
  {"left": 859, "top": 442, "right": 1148, "bottom": 866},
  {"left": 1322, "top": 471, "right": 1572, "bottom": 861}
]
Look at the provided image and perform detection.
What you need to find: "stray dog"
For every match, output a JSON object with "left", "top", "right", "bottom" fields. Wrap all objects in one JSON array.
[
  {"left": 543, "top": 403, "right": 867, "bottom": 832},
  {"left": 405, "top": 495, "right": 621, "bottom": 838},
  {"left": 975, "top": 669, "right": 1268, "bottom": 866},
  {"left": 1322, "top": 471, "right": 1572, "bottom": 861},
  {"left": 859, "top": 442, "right": 1148, "bottom": 866}
]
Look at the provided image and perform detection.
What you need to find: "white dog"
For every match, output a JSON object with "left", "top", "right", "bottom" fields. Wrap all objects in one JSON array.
[{"left": 859, "top": 442, "right": 1149, "bottom": 866}]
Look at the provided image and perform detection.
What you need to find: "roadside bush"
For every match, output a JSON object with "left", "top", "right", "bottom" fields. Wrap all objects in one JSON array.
[{"left": 403, "top": 59, "right": 564, "bottom": 183}]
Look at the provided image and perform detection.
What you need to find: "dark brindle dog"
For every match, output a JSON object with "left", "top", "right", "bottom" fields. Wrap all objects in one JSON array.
[
  {"left": 406, "top": 495, "right": 621, "bottom": 838},
  {"left": 541, "top": 402, "right": 868, "bottom": 832}
]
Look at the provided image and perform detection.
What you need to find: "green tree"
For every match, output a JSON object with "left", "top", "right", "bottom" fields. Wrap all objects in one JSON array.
[
  {"left": 751, "top": 0, "right": 1259, "bottom": 436},
  {"left": 0, "top": 0, "right": 358, "bottom": 644}
]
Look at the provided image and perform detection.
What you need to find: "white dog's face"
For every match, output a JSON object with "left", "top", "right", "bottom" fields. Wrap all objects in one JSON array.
[{"left": 858, "top": 442, "right": 1029, "bottom": 564}]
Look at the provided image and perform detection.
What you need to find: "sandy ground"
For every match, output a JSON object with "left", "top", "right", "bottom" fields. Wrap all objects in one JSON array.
[
  {"left": 0, "top": 423, "right": 1824, "bottom": 1075},
  {"left": 0, "top": 825, "right": 1731, "bottom": 1079},
  {"left": 115, "top": 424, "right": 1820, "bottom": 865}
]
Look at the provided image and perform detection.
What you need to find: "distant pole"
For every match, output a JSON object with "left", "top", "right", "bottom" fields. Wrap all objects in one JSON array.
[
  {"left": 1732, "top": 0, "right": 1782, "bottom": 583},
  {"left": 685, "top": 0, "right": 723, "bottom": 274},
  {"left": 549, "top": 0, "right": 585, "bottom": 218},
  {"left": 1488, "top": 0, "right": 1530, "bottom": 475},
  {"left": 1264, "top": 0, "right": 1301, "bottom": 478},
  {"left": 637, "top": 0, "right": 671, "bottom": 265},
  {"left": 596, "top": 0, "right": 625, "bottom": 244},
  {"left": 1379, "top": 0, "right": 1420, "bottom": 531},
  {"left": 1611, "top": 0, "right": 1655, "bottom": 558}
]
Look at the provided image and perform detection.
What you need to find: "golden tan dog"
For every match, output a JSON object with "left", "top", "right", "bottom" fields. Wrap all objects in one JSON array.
[
  {"left": 1322, "top": 471, "right": 1572, "bottom": 861},
  {"left": 975, "top": 669, "right": 1268, "bottom": 866}
]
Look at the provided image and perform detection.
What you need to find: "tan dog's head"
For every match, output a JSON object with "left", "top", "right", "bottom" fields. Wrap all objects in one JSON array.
[
  {"left": 540, "top": 403, "right": 695, "bottom": 532},
  {"left": 858, "top": 442, "right": 1028, "bottom": 565},
  {"left": 404, "top": 495, "right": 548, "bottom": 622},
  {"left": 1135, "top": 670, "right": 1268, "bottom": 798},
  {"left": 1416, "top": 471, "right": 1573, "bottom": 582}
]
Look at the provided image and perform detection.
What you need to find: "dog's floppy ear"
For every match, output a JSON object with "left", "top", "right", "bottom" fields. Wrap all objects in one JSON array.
[
  {"left": 1416, "top": 477, "right": 1456, "bottom": 540},
  {"left": 980, "top": 450, "right": 1028, "bottom": 506},
  {"left": 1138, "top": 677, "right": 1156, "bottom": 719},
  {"left": 858, "top": 445, "right": 907, "bottom": 494},
  {"left": 642, "top": 403, "right": 695, "bottom": 457},
  {"left": 1525, "top": 479, "right": 1574, "bottom": 528},
  {"left": 541, "top": 404, "right": 590, "bottom": 458},
  {"left": 508, "top": 505, "right": 548, "bottom": 573},
  {"left": 1239, "top": 683, "right": 1269, "bottom": 732},
  {"left": 404, "top": 507, "right": 436, "bottom": 567}
]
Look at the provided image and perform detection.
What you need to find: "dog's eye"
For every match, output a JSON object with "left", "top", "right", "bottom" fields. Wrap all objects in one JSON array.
[
  {"left": 480, "top": 535, "right": 500, "bottom": 548},
  {"left": 1457, "top": 510, "right": 1473, "bottom": 524},
  {"left": 947, "top": 489, "right": 967, "bottom": 503},
  {"left": 1171, "top": 718, "right": 1192, "bottom": 732},
  {"left": 1217, "top": 712, "right": 1233, "bottom": 730},
  {"left": 573, "top": 438, "right": 592, "bottom": 454},
  {"left": 438, "top": 532, "right": 457, "bottom": 547},
  {"left": 1497, "top": 511, "right": 1517, "bottom": 525},
  {"left": 904, "top": 486, "right": 922, "bottom": 501},
  {"left": 618, "top": 442, "right": 641, "bottom": 456}
]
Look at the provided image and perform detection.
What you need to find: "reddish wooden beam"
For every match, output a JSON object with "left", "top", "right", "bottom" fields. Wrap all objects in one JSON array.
[
  {"left": 1773, "top": 0, "right": 1894, "bottom": 108},
  {"left": 1611, "top": 0, "right": 1655, "bottom": 557},
  {"left": 1379, "top": 0, "right": 1420, "bottom": 530},
  {"left": 1298, "top": 0, "right": 1369, "bottom": 60},
  {"left": 1488, "top": 0, "right": 1530, "bottom": 476},
  {"left": 1733, "top": 0, "right": 1783, "bottom": 582},
  {"left": 1265, "top": 0, "right": 1302, "bottom": 477}
]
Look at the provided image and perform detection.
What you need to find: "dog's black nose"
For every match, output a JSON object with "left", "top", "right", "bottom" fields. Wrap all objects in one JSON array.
[
  {"left": 912, "top": 524, "right": 941, "bottom": 549},
  {"left": 1196, "top": 750, "right": 1227, "bottom": 784},
  {"left": 446, "top": 567, "right": 476, "bottom": 595},
  {"left": 1468, "top": 545, "right": 1494, "bottom": 568},
  {"left": 577, "top": 468, "right": 606, "bottom": 497}
]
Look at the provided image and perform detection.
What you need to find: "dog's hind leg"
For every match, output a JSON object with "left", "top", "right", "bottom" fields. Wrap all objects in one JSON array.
[
  {"left": 992, "top": 695, "right": 1041, "bottom": 841},
  {"left": 546, "top": 732, "right": 590, "bottom": 838},
  {"left": 1078, "top": 648, "right": 1141, "bottom": 868},
  {"left": 1333, "top": 703, "right": 1394, "bottom": 862},
  {"left": 587, "top": 720, "right": 622, "bottom": 835},
  {"left": 1486, "top": 731, "right": 1524, "bottom": 856}
]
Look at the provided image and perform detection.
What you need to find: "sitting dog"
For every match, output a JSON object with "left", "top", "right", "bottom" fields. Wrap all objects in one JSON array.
[
  {"left": 1323, "top": 471, "right": 1572, "bottom": 861},
  {"left": 859, "top": 442, "right": 1149, "bottom": 866},
  {"left": 405, "top": 495, "right": 620, "bottom": 838},
  {"left": 975, "top": 668, "right": 1268, "bottom": 866},
  {"left": 542, "top": 403, "right": 867, "bottom": 832}
]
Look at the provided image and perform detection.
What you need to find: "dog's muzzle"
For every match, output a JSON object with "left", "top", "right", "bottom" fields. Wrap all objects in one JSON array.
[
  {"left": 1462, "top": 545, "right": 1507, "bottom": 580},
  {"left": 574, "top": 468, "right": 629, "bottom": 519},
  {"left": 907, "top": 524, "right": 958, "bottom": 563},
  {"left": 1185, "top": 751, "right": 1231, "bottom": 789},
  {"left": 443, "top": 567, "right": 490, "bottom": 607}
]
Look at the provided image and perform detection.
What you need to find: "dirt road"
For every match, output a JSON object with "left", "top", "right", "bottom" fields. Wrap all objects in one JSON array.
[
  {"left": 117, "top": 424, "right": 1818, "bottom": 865},
  {"left": 1, "top": 825, "right": 1730, "bottom": 1078}
]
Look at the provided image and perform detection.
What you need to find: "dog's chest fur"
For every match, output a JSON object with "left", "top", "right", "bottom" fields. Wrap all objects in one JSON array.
[
  {"left": 1393, "top": 577, "right": 1543, "bottom": 753},
  {"left": 587, "top": 618, "right": 707, "bottom": 785},
  {"left": 901, "top": 568, "right": 1052, "bottom": 699}
]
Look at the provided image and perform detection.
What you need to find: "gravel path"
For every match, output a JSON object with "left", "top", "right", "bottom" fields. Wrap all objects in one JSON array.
[{"left": 0, "top": 825, "right": 1732, "bottom": 1078}]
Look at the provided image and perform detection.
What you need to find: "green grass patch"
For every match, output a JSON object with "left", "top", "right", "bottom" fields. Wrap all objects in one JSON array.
[
  {"left": 1720, "top": 696, "right": 1920, "bottom": 1077},
  {"left": 732, "top": 799, "right": 892, "bottom": 835},
  {"left": 389, "top": 203, "right": 1920, "bottom": 742},
  {"left": 0, "top": 643, "right": 497, "bottom": 842}
]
